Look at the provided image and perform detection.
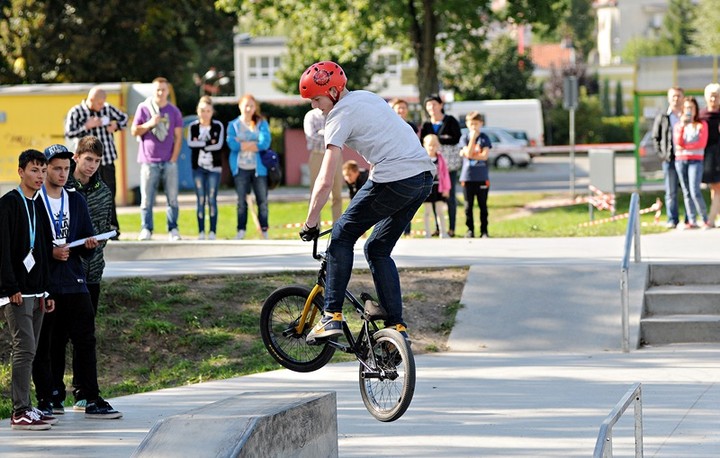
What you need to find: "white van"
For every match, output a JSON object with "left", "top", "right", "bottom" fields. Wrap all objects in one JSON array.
[{"left": 444, "top": 99, "right": 545, "bottom": 146}]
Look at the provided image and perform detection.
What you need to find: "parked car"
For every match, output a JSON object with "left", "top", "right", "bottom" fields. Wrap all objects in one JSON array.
[
  {"left": 461, "top": 126, "right": 532, "bottom": 169},
  {"left": 638, "top": 131, "right": 663, "bottom": 179}
]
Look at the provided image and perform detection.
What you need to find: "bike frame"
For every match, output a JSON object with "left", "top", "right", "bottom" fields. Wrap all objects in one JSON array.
[{"left": 293, "top": 229, "right": 386, "bottom": 376}]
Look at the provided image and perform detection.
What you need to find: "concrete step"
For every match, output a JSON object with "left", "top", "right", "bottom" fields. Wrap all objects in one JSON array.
[
  {"left": 644, "top": 285, "right": 720, "bottom": 315},
  {"left": 640, "top": 314, "right": 720, "bottom": 346},
  {"left": 648, "top": 263, "right": 720, "bottom": 286}
]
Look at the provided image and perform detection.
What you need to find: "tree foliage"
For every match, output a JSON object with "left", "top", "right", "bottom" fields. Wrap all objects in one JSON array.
[
  {"left": 219, "top": 0, "right": 565, "bottom": 102},
  {"left": 690, "top": 0, "right": 720, "bottom": 55},
  {"left": 444, "top": 33, "right": 537, "bottom": 100},
  {"left": 533, "top": 0, "right": 595, "bottom": 60},
  {"left": 658, "top": 0, "right": 695, "bottom": 55},
  {"left": 0, "top": 0, "right": 236, "bottom": 111}
]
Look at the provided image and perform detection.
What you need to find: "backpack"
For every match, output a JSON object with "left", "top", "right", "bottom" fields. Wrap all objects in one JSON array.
[{"left": 260, "top": 149, "right": 283, "bottom": 190}]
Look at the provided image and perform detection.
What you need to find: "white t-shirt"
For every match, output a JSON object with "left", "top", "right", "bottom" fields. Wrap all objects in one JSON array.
[
  {"left": 324, "top": 90, "right": 434, "bottom": 183},
  {"left": 42, "top": 188, "right": 70, "bottom": 244}
]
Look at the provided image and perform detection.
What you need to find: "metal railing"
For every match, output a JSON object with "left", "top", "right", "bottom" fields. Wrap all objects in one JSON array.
[
  {"left": 594, "top": 383, "right": 644, "bottom": 457},
  {"left": 620, "top": 192, "right": 641, "bottom": 353}
]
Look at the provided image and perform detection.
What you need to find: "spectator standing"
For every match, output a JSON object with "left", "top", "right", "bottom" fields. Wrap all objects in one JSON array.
[
  {"left": 673, "top": 97, "right": 709, "bottom": 228},
  {"left": 0, "top": 149, "right": 56, "bottom": 430},
  {"left": 421, "top": 134, "right": 451, "bottom": 238},
  {"left": 65, "top": 86, "right": 128, "bottom": 239},
  {"left": 305, "top": 107, "right": 343, "bottom": 223},
  {"left": 187, "top": 96, "right": 225, "bottom": 240},
  {"left": 66, "top": 137, "right": 113, "bottom": 316},
  {"left": 420, "top": 95, "right": 461, "bottom": 237},
  {"left": 227, "top": 94, "right": 271, "bottom": 240},
  {"left": 32, "top": 144, "right": 122, "bottom": 420},
  {"left": 390, "top": 98, "right": 419, "bottom": 236},
  {"left": 459, "top": 112, "right": 492, "bottom": 238},
  {"left": 700, "top": 83, "right": 720, "bottom": 227},
  {"left": 390, "top": 98, "right": 419, "bottom": 136},
  {"left": 131, "top": 77, "right": 184, "bottom": 241},
  {"left": 342, "top": 160, "right": 369, "bottom": 200},
  {"left": 653, "top": 87, "right": 686, "bottom": 228},
  {"left": 297, "top": 61, "right": 434, "bottom": 343}
]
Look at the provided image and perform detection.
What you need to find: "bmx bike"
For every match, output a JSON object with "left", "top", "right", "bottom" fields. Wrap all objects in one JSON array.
[{"left": 259, "top": 228, "right": 415, "bottom": 422}]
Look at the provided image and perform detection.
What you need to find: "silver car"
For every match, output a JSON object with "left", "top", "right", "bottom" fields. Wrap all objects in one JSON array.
[{"left": 462, "top": 126, "right": 532, "bottom": 169}]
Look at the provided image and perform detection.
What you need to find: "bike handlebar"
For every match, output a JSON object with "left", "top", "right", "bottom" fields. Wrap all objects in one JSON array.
[{"left": 312, "top": 228, "right": 333, "bottom": 260}]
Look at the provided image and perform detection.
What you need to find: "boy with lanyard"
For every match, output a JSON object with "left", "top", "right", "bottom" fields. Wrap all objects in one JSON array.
[
  {"left": 0, "top": 149, "right": 57, "bottom": 429},
  {"left": 298, "top": 61, "right": 434, "bottom": 343},
  {"left": 32, "top": 144, "right": 122, "bottom": 419}
]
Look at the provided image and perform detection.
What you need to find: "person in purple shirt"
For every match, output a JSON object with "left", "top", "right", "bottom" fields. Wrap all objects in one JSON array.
[{"left": 131, "top": 77, "right": 183, "bottom": 241}]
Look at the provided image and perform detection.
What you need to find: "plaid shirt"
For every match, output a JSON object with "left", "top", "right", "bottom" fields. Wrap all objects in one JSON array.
[{"left": 65, "top": 100, "right": 129, "bottom": 166}]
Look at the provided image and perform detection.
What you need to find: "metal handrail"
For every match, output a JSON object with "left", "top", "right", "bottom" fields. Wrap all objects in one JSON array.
[
  {"left": 620, "top": 193, "right": 641, "bottom": 352},
  {"left": 593, "top": 383, "right": 644, "bottom": 458}
]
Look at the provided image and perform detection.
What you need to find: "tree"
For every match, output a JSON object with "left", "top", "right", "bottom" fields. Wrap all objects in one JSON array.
[
  {"left": 620, "top": 36, "right": 673, "bottom": 64},
  {"left": 533, "top": 0, "right": 595, "bottom": 61},
  {"left": 614, "top": 80, "right": 624, "bottom": 116},
  {"left": 601, "top": 79, "right": 611, "bottom": 116},
  {"left": 444, "top": 33, "right": 537, "bottom": 100},
  {"left": 218, "top": 0, "right": 565, "bottom": 102},
  {"left": 0, "top": 1, "right": 236, "bottom": 112},
  {"left": 658, "top": 0, "right": 695, "bottom": 55},
  {"left": 690, "top": 0, "right": 720, "bottom": 54}
]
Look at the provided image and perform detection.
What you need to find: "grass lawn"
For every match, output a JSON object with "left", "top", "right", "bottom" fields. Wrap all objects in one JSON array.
[{"left": 117, "top": 188, "right": 677, "bottom": 240}]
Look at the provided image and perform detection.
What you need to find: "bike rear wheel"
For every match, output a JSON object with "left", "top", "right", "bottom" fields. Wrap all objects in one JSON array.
[
  {"left": 358, "top": 328, "right": 415, "bottom": 422},
  {"left": 260, "top": 286, "right": 335, "bottom": 372}
]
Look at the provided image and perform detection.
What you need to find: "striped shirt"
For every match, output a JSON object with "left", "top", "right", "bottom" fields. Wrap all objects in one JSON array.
[{"left": 65, "top": 101, "right": 129, "bottom": 166}]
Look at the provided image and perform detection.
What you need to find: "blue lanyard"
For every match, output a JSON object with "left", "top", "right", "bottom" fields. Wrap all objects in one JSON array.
[
  {"left": 16, "top": 186, "right": 36, "bottom": 251},
  {"left": 41, "top": 185, "right": 65, "bottom": 239}
]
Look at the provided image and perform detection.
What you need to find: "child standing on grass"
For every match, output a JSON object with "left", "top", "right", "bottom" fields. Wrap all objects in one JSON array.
[
  {"left": 0, "top": 149, "right": 57, "bottom": 430},
  {"left": 459, "top": 112, "right": 492, "bottom": 238},
  {"left": 422, "top": 134, "right": 451, "bottom": 238}
]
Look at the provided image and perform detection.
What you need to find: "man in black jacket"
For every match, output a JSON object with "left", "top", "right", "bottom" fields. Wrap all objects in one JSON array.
[
  {"left": 652, "top": 86, "right": 686, "bottom": 228},
  {"left": 32, "top": 144, "right": 122, "bottom": 420},
  {"left": 0, "top": 149, "right": 57, "bottom": 430}
]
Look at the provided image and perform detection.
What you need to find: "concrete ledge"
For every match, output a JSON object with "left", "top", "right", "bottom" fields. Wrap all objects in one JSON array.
[
  {"left": 105, "top": 240, "right": 304, "bottom": 262},
  {"left": 131, "top": 391, "right": 337, "bottom": 458}
]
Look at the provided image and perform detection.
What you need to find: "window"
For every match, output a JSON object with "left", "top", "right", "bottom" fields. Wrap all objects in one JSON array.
[
  {"left": 376, "top": 53, "right": 400, "bottom": 77},
  {"left": 248, "top": 55, "right": 281, "bottom": 79}
]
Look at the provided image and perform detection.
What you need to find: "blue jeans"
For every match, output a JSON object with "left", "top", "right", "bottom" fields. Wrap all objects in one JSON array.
[
  {"left": 140, "top": 162, "right": 179, "bottom": 232},
  {"left": 324, "top": 171, "right": 433, "bottom": 327},
  {"left": 193, "top": 168, "right": 220, "bottom": 233},
  {"left": 663, "top": 161, "right": 681, "bottom": 225},
  {"left": 675, "top": 160, "right": 708, "bottom": 224},
  {"left": 233, "top": 169, "right": 269, "bottom": 231}
]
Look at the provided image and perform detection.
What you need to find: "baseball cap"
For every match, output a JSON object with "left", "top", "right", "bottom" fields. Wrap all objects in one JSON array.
[{"left": 44, "top": 144, "right": 74, "bottom": 161}]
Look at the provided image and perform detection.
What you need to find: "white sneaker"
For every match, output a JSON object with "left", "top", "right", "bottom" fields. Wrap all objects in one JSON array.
[
  {"left": 169, "top": 228, "right": 181, "bottom": 241},
  {"left": 236, "top": 230, "right": 246, "bottom": 240},
  {"left": 138, "top": 228, "right": 152, "bottom": 241},
  {"left": 208, "top": 231, "right": 216, "bottom": 240},
  {"left": 262, "top": 230, "right": 269, "bottom": 240},
  {"left": 198, "top": 232, "right": 205, "bottom": 240}
]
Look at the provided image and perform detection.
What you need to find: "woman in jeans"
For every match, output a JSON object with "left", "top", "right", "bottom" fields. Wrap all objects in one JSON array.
[
  {"left": 227, "top": 94, "right": 271, "bottom": 239},
  {"left": 187, "top": 96, "right": 225, "bottom": 240},
  {"left": 674, "top": 96, "right": 709, "bottom": 228}
]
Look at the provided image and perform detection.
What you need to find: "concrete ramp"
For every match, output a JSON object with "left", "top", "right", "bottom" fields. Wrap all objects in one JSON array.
[
  {"left": 449, "top": 263, "right": 647, "bottom": 352},
  {"left": 132, "top": 391, "right": 337, "bottom": 458}
]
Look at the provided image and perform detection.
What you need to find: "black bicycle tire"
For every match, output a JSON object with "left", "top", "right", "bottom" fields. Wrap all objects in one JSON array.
[
  {"left": 260, "top": 285, "right": 335, "bottom": 372},
  {"left": 358, "top": 328, "right": 416, "bottom": 422}
]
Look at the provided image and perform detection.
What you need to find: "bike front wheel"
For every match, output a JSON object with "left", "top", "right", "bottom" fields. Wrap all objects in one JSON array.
[
  {"left": 358, "top": 328, "right": 416, "bottom": 422},
  {"left": 260, "top": 285, "right": 335, "bottom": 372}
]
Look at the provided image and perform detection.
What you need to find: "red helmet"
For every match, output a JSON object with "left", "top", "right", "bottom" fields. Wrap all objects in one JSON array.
[{"left": 299, "top": 61, "right": 347, "bottom": 101}]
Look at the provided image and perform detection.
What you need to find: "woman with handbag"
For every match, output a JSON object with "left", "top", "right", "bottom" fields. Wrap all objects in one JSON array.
[
  {"left": 420, "top": 95, "right": 462, "bottom": 237},
  {"left": 227, "top": 93, "right": 272, "bottom": 239}
]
